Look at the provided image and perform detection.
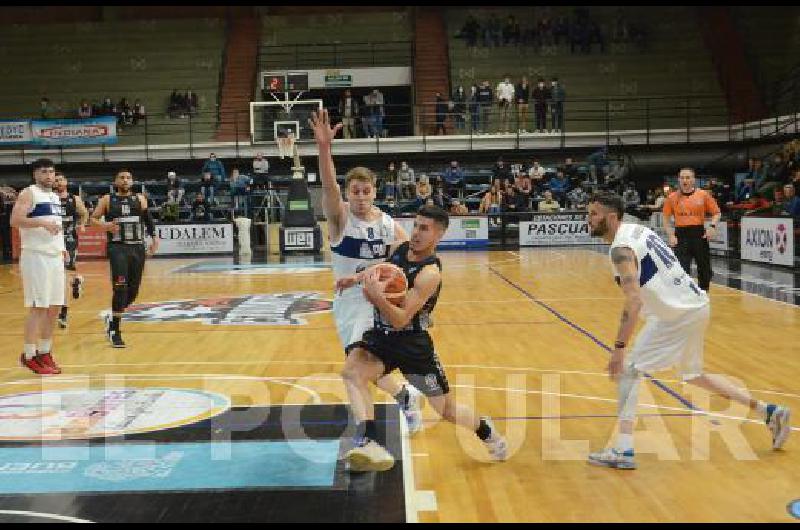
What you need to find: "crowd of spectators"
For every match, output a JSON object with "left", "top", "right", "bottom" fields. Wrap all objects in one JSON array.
[
  {"left": 168, "top": 89, "right": 199, "bottom": 119},
  {"left": 455, "top": 8, "right": 648, "bottom": 54},
  {"left": 335, "top": 88, "right": 387, "bottom": 138}
]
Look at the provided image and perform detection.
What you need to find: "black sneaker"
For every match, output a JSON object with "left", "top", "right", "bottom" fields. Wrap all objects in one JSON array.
[
  {"left": 110, "top": 331, "right": 126, "bottom": 349},
  {"left": 57, "top": 314, "right": 67, "bottom": 329},
  {"left": 71, "top": 277, "right": 83, "bottom": 300}
]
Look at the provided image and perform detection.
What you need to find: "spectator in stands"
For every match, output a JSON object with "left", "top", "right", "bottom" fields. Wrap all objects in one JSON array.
[
  {"left": 40, "top": 97, "right": 50, "bottom": 119},
  {"left": 496, "top": 75, "right": 515, "bottom": 133},
  {"left": 101, "top": 97, "right": 115, "bottom": 117},
  {"left": 166, "top": 170, "right": 185, "bottom": 203},
  {"left": 415, "top": 175, "right": 433, "bottom": 208},
  {"left": 529, "top": 159, "right": 546, "bottom": 190},
  {"left": 485, "top": 13, "right": 501, "bottom": 47},
  {"left": 781, "top": 183, "right": 800, "bottom": 219},
  {"left": 587, "top": 145, "right": 609, "bottom": 183},
  {"left": 538, "top": 190, "right": 561, "bottom": 212},
  {"left": 432, "top": 184, "right": 448, "bottom": 209},
  {"left": 229, "top": 167, "right": 253, "bottom": 218},
  {"left": 191, "top": 192, "right": 212, "bottom": 222},
  {"left": 477, "top": 80, "right": 493, "bottom": 134},
  {"left": 398, "top": 161, "right": 416, "bottom": 200},
  {"left": 168, "top": 89, "right": 182, "bottom": 118},
  {"left": 532, "top": 78, "right": 550, "bottom": 133},
  {"left": 252, "top": 152, "right": 269, "bottom": 181},
  {"left": 162, "top": 173, "right": 184, "bottom": 223},
  {"left": 338, "top": 89, "right": 360, "bottom": 139},
  {"left": 200, "top": 171, "right": 216, "bottom": 205},
  {"left": 622, "top": 183, "right": 641, "bottom": 216},
  {"left": 502, "top": 182, "right": 519, "bottom": 217},
  {"left": 468, "top": 83, "right": 481, "bottom": 134},
  {"left": 373, "top": 88, "right": 386, "bottom": 137},
  {"left": 452, "top": 85, "right": 467, "bottom": 133},
  {"left": 515, "top": 76, "right": 530, "bottom": 133},
  {"left": 459, "top": 15, "right": 480, "bottom": 48},
  {"left": 760, "top": 153, "right": 790, "bottom": 197},
  {"left": 0, "top": 186, "right": 18, "bottom": 262},
  {"left": 383, "top": 161, "right": 398, "bottom": 200},
  {"left": 640, "top": 187, "right": 666, "bottom": 214},
  {"left": 449, "top": 199, "right": 469, "bottom": 216},
  {"left": 187, "top": 90, "right": 199, "bottom": 116},
  {"left": 479, "top": 184, "right": 503, "bottom": 215},
  {"left": 736, "top": 177, "right": 756, "bottom": 203},
  {"left": 549, "top": 78, "right": 565, "bottom": 133},
  {"left": 791, "top": 168, "right": 800, "bottom": 196},
  {"left": 133, "top": 99, "right": 145, "bottom": 125},
  {"left": 514, "top": 172, "right": 533, "bottom": 212},
  {"left": 434, "top": 92, "right": 448, "bottom": 135},
  {"left": 443, "top": 160, "right": 465, "bottom": 199},
  {"left": 78, "top": 100, "right": 92, "bottom": 119},
  {"left": 729, "top": 191, "right": 772, "bottom": 215},
  {"left": 566, "top": 184, "right": 589, "bottom": 210},
  {"left": 493, "top": 158, "right": 512, "bottom": 188},
  {"left": 91, "top": 100, "right": 101, "bottom": 117},
  {"left": 118, "top": 98, "right": 133, "bottom": 127},
  {"left": 563, "top": 156, "right": 579, "bottom": 185},
  {"left": 549, "top": 169, "right": 570, "bottom": 205},
  {"left": 503, "top": 15, "right": 519, "bottom": 46},
  {"left": 202, "top": 153, "right": 226, "bottom": 184}
]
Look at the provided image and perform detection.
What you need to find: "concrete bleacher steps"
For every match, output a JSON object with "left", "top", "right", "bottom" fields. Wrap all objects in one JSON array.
[
  {"left": 0, "top": 18, "right": 225, "bottom": 145},
  {"left": 217, "top": 17, "right": 260, "bottom": 142}
]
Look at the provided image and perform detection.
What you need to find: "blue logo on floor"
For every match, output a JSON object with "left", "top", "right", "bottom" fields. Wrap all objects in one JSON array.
[
  {"left": 0, "top": 440, "right": 340, "bottom": 493},
  {"left": 789, "top": 499, "right": 800, "bottom": 519}
]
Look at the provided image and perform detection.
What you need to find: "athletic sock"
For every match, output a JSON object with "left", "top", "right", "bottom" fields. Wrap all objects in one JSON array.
[
  {"left": 59, "top": 306, "right": 68, "bottom": 319},
  {"left": 111, "top": 316, "right": 121, "bottom": 333},
  {"left": 38, "top": 339, "right": 52, "bottom": 355},
  {"left": 764, "top": 404, "right": 777, "bottom": 424},
  {"left": 23, "top": 344, "right": 37, "bottom": 360},
  {"left": 356, "top": 420, "right": 378, "bottom": 443},
  {"left": 616, "top": 433, "right": 634, "bottom": 453},
  {"left": 394, "top": 385, "right": 410, "bottom": 409},
  {"left": 475, "top": 418, "right": 492, "bottom": 441}
]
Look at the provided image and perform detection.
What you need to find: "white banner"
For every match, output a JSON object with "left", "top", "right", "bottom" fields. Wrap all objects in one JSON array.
[
  {"left": 705, "top": 220, "right": 728, "bottom": 251},
  {"left": 740, "top": 217, "right": 794, "bottom": 266},
  {"left": 519, "top": 213, "right": 604, "bottom": 246},
  {"left": 155, "top": 223, "right": 233, "bottom": 255},
  {"left": 0, "top": 120, "right": 32, "bottom": 144},
  {"left": 394, "top": 216, "right": 488, "bottom": 248}
]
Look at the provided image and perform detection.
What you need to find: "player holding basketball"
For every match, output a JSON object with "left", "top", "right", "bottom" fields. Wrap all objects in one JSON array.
[
  {"left": 54, "top": 171, "right": 88, "bottom": 328},
  {"left": 11, "top": 158, "right": 65, "bottom": 375},
  {"left": 310, "top": 108, "right": 426, "bottom": 436},
  {"left": 337, "top": 205, "right": 508, "bottom": 472},
  {"left": 586, "top": 191, "right": 790, "bottom": 470},
  {"left": 90, "top": 169, "right": 159, "bottom": 348}
]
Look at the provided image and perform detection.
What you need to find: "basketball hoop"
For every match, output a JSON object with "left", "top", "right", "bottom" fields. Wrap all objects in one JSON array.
[{"left": 277, "top": 133, "right": 295, "bottom": 159}]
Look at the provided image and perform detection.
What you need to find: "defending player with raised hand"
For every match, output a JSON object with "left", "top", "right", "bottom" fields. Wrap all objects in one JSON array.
[
  {"left": 90, "top": 168, "right": 159, "bottom": 348},
  {"left": 309, "top": 108, "right": 426, "bottom": 435},
  {"left": 586, "top": 191, "right": 790, "bottom": 470},
  {"left": 340, "top": 205, "right": 508, "bottom": 472}
]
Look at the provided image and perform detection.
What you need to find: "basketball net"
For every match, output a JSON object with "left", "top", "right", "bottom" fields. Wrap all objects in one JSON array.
[{"left": 276, "top": 133, "right": 295, "bottom": 160}]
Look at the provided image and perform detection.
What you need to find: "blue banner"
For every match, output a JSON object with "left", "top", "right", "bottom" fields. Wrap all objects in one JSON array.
[{"left": 29, "top": 116, "right": 118, "bottom": 146}]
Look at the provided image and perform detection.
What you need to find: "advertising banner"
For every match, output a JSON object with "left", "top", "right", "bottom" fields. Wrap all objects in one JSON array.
[
  {"left": 519, "top": 213, "right": 604, "bottom": 246},
  {"left": 155, "top": 223, "right": 233, "bottom": 255},
  {"left": 740, "top": 217, "right": 794, "bottom": 266}
]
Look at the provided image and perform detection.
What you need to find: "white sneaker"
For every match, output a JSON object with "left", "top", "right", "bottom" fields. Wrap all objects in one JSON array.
[
  {"left": 767, "top": 405, "right": 791, "bottom": 450},
  {"left": 345, "top": 439, "right": 395, "bottom": 472},
  {"left": 57, "top": 315, "right": 68, "bottom": 329},
  {"left": 402, "top": 385, "right": 424, "bottom": 436},
  {"left": 587, "top": 447, "right": 637, "bottom": 470},
  {"left": 100, "top": 310, "right": 113, "bottom": 343},
  {"left": 481, "top": 417, "right": 508, "bottom": 461}
]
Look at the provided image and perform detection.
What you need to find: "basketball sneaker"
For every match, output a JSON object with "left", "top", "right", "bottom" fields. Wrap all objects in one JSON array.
[
  {"left": 71, "top": 276, "right": 83, "bottom": 299},
  {"left": 588, "top": 447, "right": 637, "bottom": 470},
  {"left": 766, "top": 405, "right": 791, "bottom": 450},
  {"left": 20, "top": 353, "right": 55, "bottom": 376},
  {"left": 110, "top": 331, "right": 126, "bottom": 349},
  {"left": 344, "top": 438, "right": 395, "bottom": 472},
  {"left": 38, "top": 352, "right": 62, "bottom": 375},
  {"left": 57, "top": 313, "right": 68, "bottom": 329},
  {"left": 402, "top": 385, "right": 424, "bottom": 436},
  {"left": 481, "top": 417, "right": 508, "bottom": 461}
]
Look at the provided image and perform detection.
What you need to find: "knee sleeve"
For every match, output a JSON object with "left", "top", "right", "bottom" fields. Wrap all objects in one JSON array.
[
  {"left": 618, "top": 364, "right": 642, "bottom": 422},
  {"left": 112, "top": 280, "right": 128, "bottom": 313}
]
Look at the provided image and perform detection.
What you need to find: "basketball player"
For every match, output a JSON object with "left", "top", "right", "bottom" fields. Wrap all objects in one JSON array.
[
  {"left": 90, "top": 169, "right": 159, "bottom": 348},
  {"left": 54, "top": 172, "right": 88, "bottom": 328},
  {"left": 309, "top": 108, "right": 425, "bottom": 435},
  {"left": 586, "top": 191, "right": 790, "bottom": 470},
  {"left": 338, "top": 205, "right": 508, "bottom": 472},
  {"left": 662, "top": 167, "right": 721, "bottom": 292},
  {"left": 10, "top": 158, "right": 65, "bottom": 375}
]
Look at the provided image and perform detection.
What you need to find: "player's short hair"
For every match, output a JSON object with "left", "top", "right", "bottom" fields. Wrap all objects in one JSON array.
[
  {"left": 417, "top": 204, "right": 449, "bottom": 230},
  {"left": 345, "top": 166, "right": 376, "bottom": 188},
  {"left": 115, "top": 168, "right": 133, "bottom": 178},
  {"left": 30, "top": 158, "right": 55, "bottom": 174},
  {"left": 590, "top": 191, "right": 624, "bottom": 218},
  {"left": 679, "top": 167, "right": 695, "bottom": 177},
  {"left": 54, "top": 171, "right": 65, "bottom": 178}
]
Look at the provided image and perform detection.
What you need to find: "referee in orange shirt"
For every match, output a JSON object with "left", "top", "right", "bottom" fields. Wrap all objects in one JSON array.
[{"left": 662, "top": 167, "right": 721, "bottom": 292}]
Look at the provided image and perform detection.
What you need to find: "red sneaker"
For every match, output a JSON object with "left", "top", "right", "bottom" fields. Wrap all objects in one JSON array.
[
  {"left": 20, "top": 353, "right": 56, "bottom": 375},
  {"left": 37, "top": 352, "right": 62, "bottom": 375}
]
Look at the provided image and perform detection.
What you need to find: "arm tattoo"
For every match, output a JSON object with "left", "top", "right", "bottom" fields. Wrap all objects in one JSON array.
[{"left": 611, "top": 247, "right": 633, "bottom": 265}]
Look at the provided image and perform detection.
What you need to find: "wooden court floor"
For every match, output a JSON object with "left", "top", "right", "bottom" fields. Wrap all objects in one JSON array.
[{"left": 0, "top": 247, "right": 797, "bottom": 522}]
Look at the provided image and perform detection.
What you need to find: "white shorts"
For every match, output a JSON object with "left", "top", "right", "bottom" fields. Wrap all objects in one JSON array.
[
  {"left": 21, "top": 250, "right": 65, "bottom": 308},
  {"left": 628, "top": 304, "right": 710, "bottom": 381},
  {"left": 332, "top": 288, "right": 374, "bottom": 354}
]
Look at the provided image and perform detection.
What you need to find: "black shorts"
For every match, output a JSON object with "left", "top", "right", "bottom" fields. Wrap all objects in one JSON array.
[
  {"left": 361, "top": 328, "right": 450, "bottom": 397},
  {"left": 108, "top": 243, "right": 145, "bottom": 294}
]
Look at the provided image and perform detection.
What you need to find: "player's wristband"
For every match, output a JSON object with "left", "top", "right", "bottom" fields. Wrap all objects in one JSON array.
[{"left": 614, "top": 341, "right": 626, "bottom": 349}]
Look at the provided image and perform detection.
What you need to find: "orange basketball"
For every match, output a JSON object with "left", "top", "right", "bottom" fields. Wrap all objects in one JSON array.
[{"left": 373, "top": 263, "right": 407, "bottom": 306}]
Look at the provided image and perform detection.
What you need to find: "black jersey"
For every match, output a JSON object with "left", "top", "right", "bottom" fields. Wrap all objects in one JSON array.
[
  {"left": 106, "top": 193, "right": 145, "bottom": 245},
  {"left": 374, "top": 241, "right": 442, "bottom": 333},
  {"left": 60, "top": 194, "right": 79, "bottom": 246}
]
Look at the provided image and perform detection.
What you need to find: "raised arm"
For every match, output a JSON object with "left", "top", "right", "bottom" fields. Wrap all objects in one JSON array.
[{"left": 309, "top": 109, "right": 346, "bottom": 239}]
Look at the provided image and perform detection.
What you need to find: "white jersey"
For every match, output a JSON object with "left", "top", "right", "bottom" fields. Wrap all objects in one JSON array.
[
  {"left": 610, "top": 223, "right": 708, "bottom": 321},
  {"left": 19, "top": 184, "right": 65, "bottom": 256},
  {"left": 331, "top": 207, "right": 396, "bottom": 291}
]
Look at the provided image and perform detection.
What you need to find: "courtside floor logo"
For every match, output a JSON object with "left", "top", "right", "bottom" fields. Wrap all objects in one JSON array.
[
  {"left": 0, "top": 388, "right": 230, "bottom": 441},
  {"left": 121, "top": 292, "right": 332, "bottom": 326}
]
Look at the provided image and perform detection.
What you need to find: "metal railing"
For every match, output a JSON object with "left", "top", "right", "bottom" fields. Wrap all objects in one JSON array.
[{"left": 259, "top": 41, "right": 414, "bottom": 69}]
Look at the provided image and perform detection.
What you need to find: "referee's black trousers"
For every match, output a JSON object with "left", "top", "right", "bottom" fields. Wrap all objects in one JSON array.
[{"left": 675, "top": 225, "right": 712, "bottom": 291}]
